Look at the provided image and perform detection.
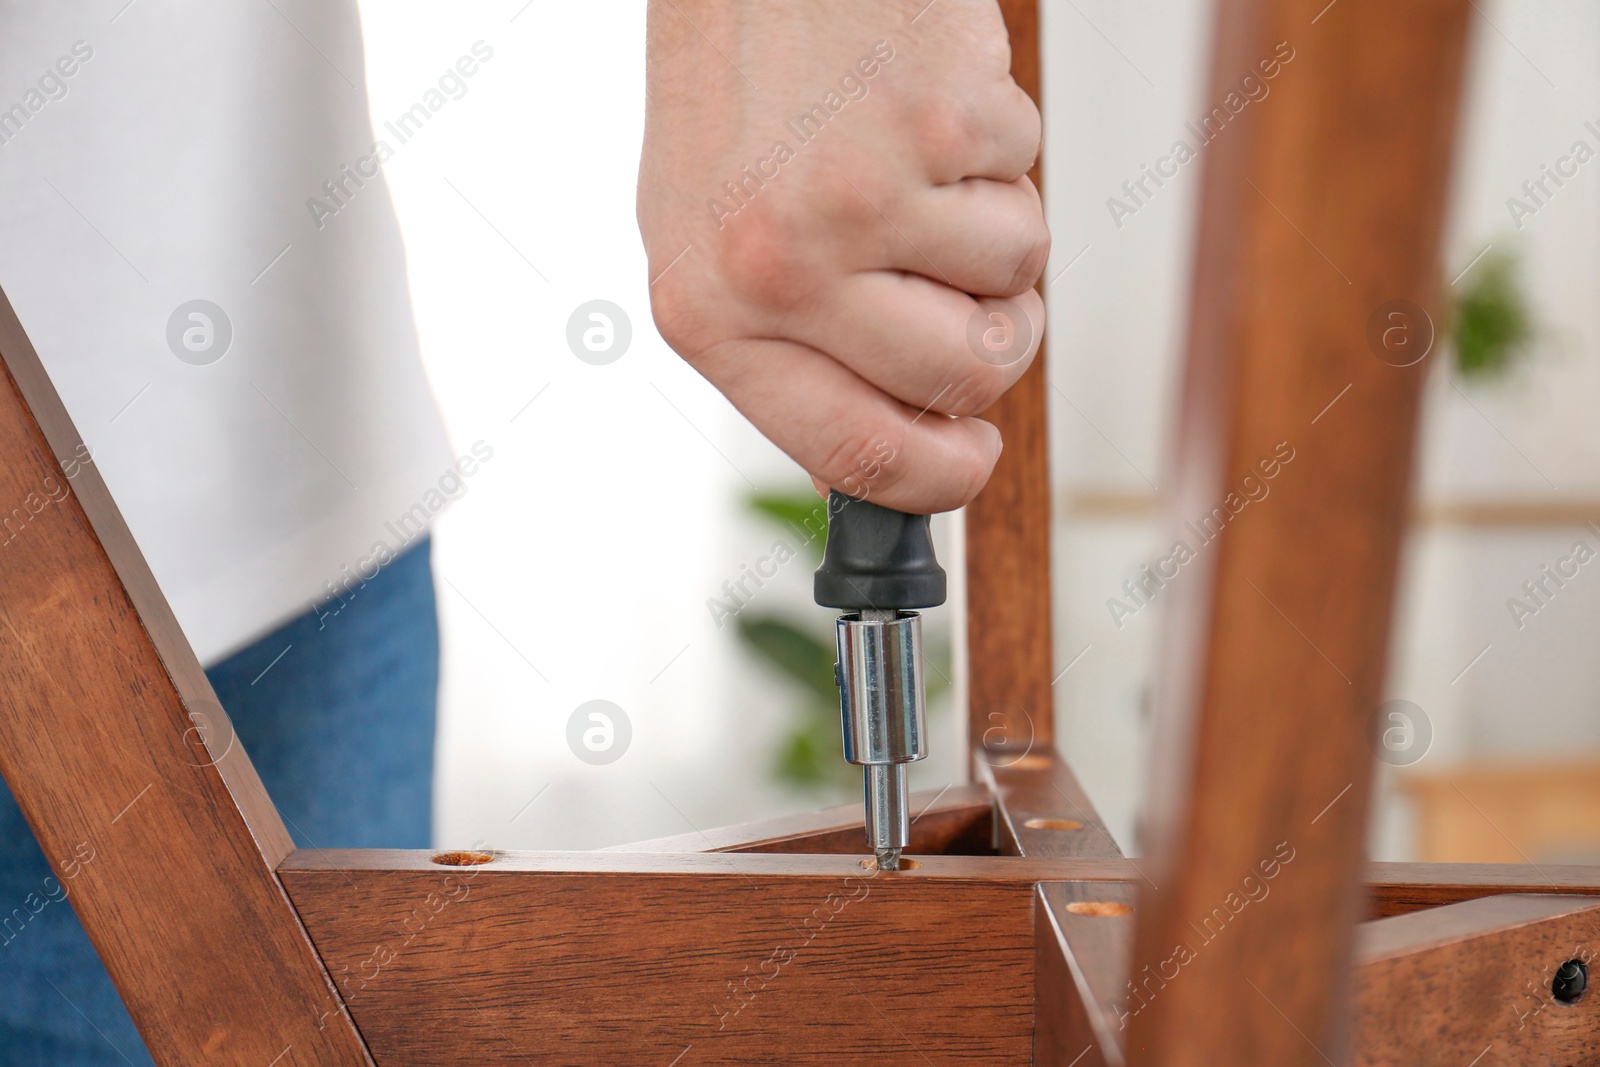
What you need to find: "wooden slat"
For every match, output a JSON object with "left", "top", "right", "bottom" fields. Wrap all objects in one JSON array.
[
  {"left": 281, "top": 850, "right": 1155, "bottom": 883},
  {"left": 281, "top": 853, "right": 1600, "bottom": 898},
  {"left": 966, "top": 0, "right": 1055, "bottom": 763},
  {"left": 1034, "top": 882, "right": 1134, "bottom": 1067},
  {"left": 1354, "top": 895, "right": 1600, "bottom": 1064},
  {"left": 983, "top": 750, "right": 1125, "bottom": 859},
  {"left": 1369, "top": 861, "right": 1600, "bottom": 917},
  {"left": 605, "top": 784, "right": 993, "bottom": 856},
  {"left": 1124, "top": 1, "right": 1474, "bottom": 1063},
  {"left": 1035, "top": 881, "right": 1600, "bottom": 1067},
  {"left": 280, "top": 850, "right": 1039, "bottom": 1065},
  {"left": 0, "top": 290, "right": 371, "bottom": 1064}
]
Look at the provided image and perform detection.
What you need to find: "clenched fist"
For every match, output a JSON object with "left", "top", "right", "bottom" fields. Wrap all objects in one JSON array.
[{"left": 637, "top": 0, "right": 1047, "bottom": 513}]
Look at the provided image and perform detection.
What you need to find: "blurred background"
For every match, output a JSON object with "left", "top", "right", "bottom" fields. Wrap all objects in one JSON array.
[{"left": 362, "top": 1, "right": 1600, "bottom": 865}]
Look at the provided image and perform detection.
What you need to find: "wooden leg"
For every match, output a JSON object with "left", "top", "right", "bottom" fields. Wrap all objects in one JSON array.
[
  {"left": 1124, "top": 0, "right": 1474, "bottom": 1063},
  {"left": 0, "top": 295, "right": 372, "bottom": 1065},
  {"left": 966, "top": 0, "right": 1057, "bottom": 767}
]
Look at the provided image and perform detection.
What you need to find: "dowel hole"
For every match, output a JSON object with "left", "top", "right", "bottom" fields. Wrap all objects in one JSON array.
[
  {"left": 431, "top": 850, "right": 494, "bottom": 867},
  {"left": 1553, "top": 959, "right": 1588, "bottom": 1003},
  {"left": 1024, "top": 818, "right": 1084, "bottom": 831},
  {"left": 1066, "top": 901, "right": 1132, "bottom": 918}
]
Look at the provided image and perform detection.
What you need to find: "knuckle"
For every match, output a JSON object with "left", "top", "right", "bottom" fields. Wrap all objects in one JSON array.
[
  {"left": 982, "top": 86, "right": 1041, "bottom": 182},
  {"left": 1009, "top": 84, "right": 1043, "bottom": 142},
  {"left": 914, "top": 94, "right": 979, "bottom": 170},
  {"left": 714, "top": 206, "right": 810, "bottom": 313}
]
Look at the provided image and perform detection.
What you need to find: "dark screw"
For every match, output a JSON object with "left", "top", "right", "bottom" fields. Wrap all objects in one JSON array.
[{"left": 1552, "top": 959, "right": 1588, "bottom": 1004}]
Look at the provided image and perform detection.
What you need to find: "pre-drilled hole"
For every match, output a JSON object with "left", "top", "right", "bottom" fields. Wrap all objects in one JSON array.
[
  {"left": 1024, "top": 818, "right": 1084, "bottom": 831},
  {"left": 431, "top": 850, "right": 494, "bottom": 867},
  {"left": 858, "top": 857, "right": 923, "bottom": 872},
  {"left": 1066, "top": 901, "right": 1132, "bottom": 918}
]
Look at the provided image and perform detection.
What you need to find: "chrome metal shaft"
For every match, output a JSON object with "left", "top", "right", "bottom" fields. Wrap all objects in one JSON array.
[
  {"left": 865, "top": 762, "right": 909, "bottom": 851},
  {"left": 836, "top": 609, "right": 925, "bottom": 869}
]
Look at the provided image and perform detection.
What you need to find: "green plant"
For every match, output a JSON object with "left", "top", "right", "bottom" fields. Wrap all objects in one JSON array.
[
  {"left": 1453, "top": 248, "right": 1533, "bottom": 381},
  {"left": 733, "top": 488, "right": 949, "bottom": 788},
  {"left": 745, "top": 491, "right": 831, "bottom": 554},
  {"left": 735, "top": 613, "right": 852, "bottom": 786}
]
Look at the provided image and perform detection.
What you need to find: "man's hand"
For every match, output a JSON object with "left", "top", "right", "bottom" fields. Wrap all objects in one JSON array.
[{"left": 638, "top": 0, "right": 1047, "bottom": 513}]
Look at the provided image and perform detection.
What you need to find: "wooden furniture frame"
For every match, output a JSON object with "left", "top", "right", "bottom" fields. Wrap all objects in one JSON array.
[{"left": 2, "top": 0, "right": 1596, "bottom": 1062}]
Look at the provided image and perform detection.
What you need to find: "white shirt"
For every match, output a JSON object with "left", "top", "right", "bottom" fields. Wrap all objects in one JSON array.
[{"left": 0, "top": 1, "right": 452, "bottom": 663}]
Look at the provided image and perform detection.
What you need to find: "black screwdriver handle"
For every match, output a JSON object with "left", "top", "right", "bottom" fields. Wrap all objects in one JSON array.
[{"left": 813, "top": 490, "right": 947, "bottom": 610}]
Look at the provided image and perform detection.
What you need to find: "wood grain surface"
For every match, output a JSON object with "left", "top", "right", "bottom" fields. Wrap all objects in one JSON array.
[
  {"left": 966, "top": 0, "right": 1057, "bottom": 763},
  {"left": 0, "top": 290, "right": 371, "bottom": 1063},
  {"left": 1370, "top": 862, "right": 1600, "bottom": 918},
  {"left": 1123, "top": 1, "right": 1474, "bottom": 1063},
  {"left": 281, "top": 850, "right": 1040, "bottom": 1065},
  {"left": 1354, "top": 894, "right": 1600, "bottom": 1065},
  {"left": 1034, "top": 881, "right": 1135, "bottom": 1067},
  {"left": 984, "top": 751, "right": 1126, "bottom": 860}
]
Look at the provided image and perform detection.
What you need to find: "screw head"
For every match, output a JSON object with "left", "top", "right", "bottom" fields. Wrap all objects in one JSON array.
[{"left": 1552, "top": 958, "right": 1588, "bottom": 1004}]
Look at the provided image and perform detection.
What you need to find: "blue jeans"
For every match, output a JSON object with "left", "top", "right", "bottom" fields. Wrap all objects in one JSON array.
[{"left": 0, "top": 538, "right": 439, "bottom": 1065}]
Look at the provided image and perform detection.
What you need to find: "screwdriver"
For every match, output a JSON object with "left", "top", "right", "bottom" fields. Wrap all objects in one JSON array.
[{"left": 813, "top": 490, "right": 946, "bottom": 871}]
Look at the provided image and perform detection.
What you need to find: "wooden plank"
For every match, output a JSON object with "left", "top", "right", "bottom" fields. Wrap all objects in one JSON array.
[
  {"left": 1035, "top": 883, "right": 1600, "bottom": 1067},
  {"left": 1369, "top": 862, "right": 1600, "bottom": 918},
  {"left": 605, "top": 784, "right": 994, "bottom": 856},
  {"left": 1038, "top": 869, "right": 1600, "bottom": 1067},
  {"left": 0, "top": 290, "right": 372, "bottom": 1064},
  {"left": 983, "top": 750, "right": 1125, "bottom": 859},
  {"left": 1034, "top": 882, "right": 1134, "bottom": 1067},
  {"left": 1353, "top": 895, "right": 1600, "bottom": 1064},
  {"left": 280, "top": 850, "right": 1040, "bottom": 1065},
  {"left": 280, "top": 852, "right": 1600, "bottom": 897},
  {"left": 1124, "top": 1, "right": 1474, "bottom": 1063},
  {"left": 1034, "top": 865, "right": 1600, "bottom": 1067},
  {"left": 594, "top": 853, "right": 1600, "bottom": 910},
  {"left": 280, "top": 850, "right": 1158, "bottom": 889},
  {"left": 966, "top": 0, "right": 1055, "bottom": 763}
]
